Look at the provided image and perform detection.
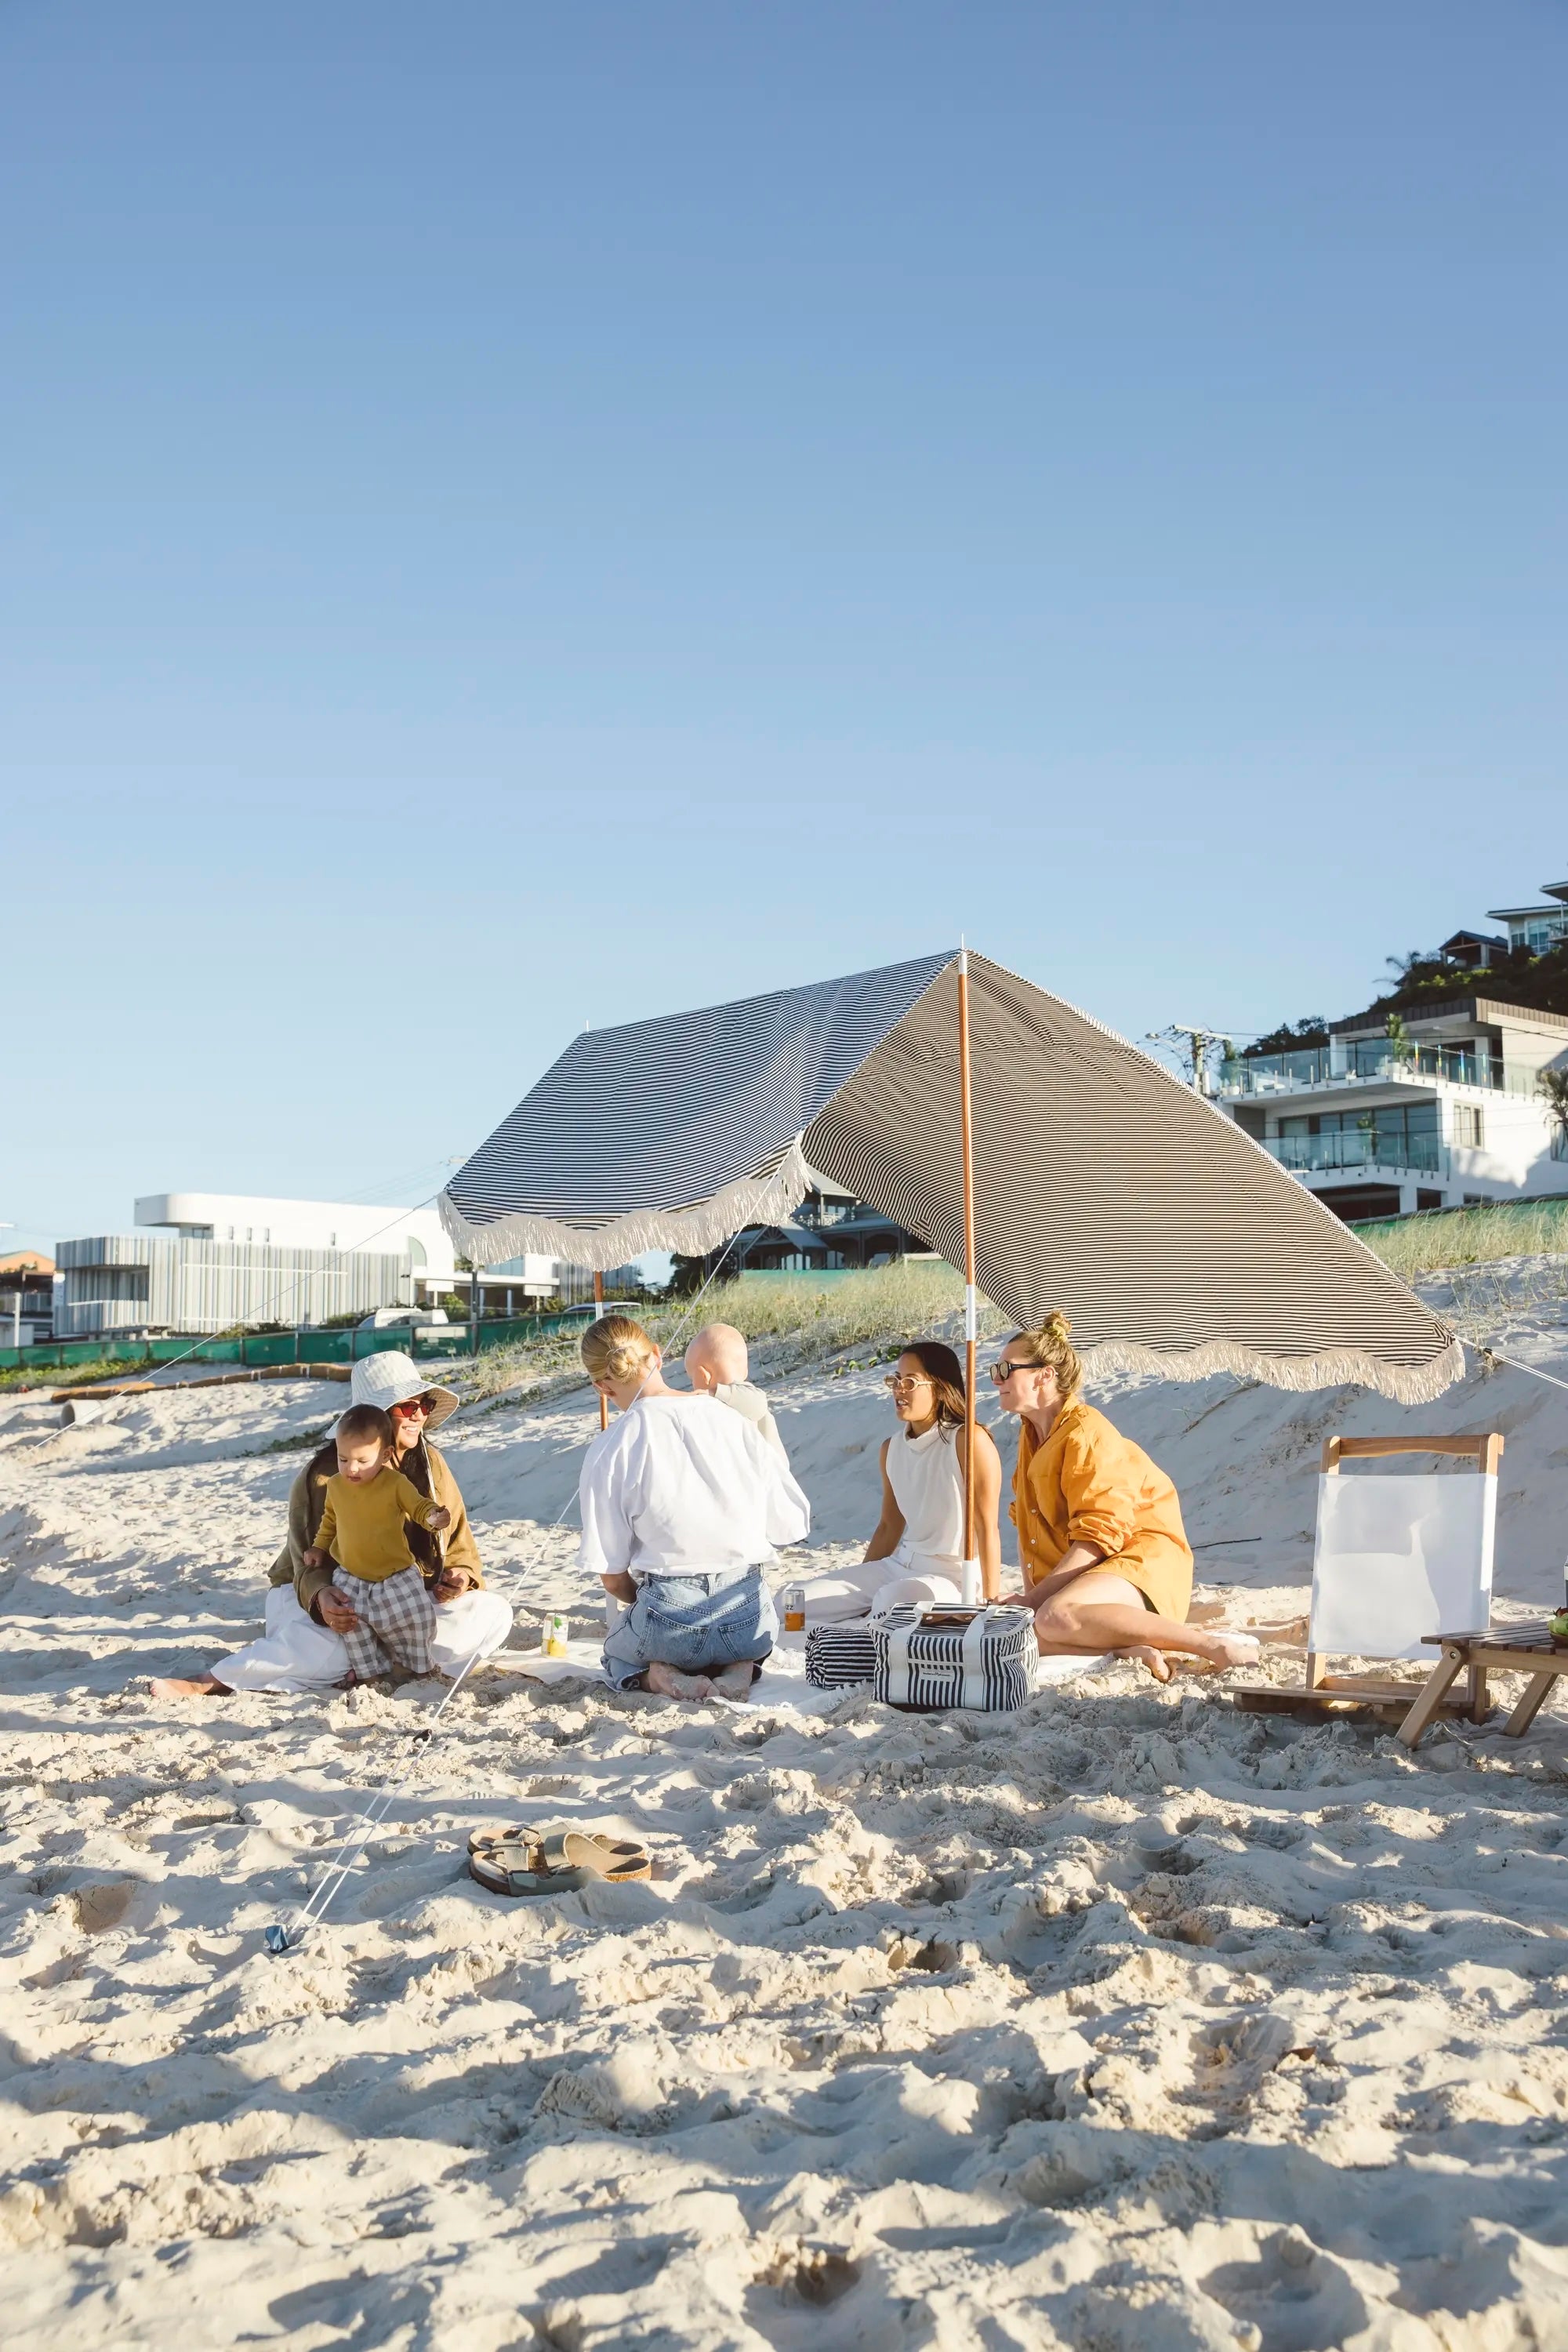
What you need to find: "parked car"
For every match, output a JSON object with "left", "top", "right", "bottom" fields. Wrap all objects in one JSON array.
[{"left": 358, "top": 1306, "right": 450, "bottom": 1330}]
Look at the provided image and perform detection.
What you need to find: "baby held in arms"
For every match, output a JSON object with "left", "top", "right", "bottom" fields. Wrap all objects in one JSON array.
[{"left": 301, "top": 1402, "right": 452, "bottom": 1683}]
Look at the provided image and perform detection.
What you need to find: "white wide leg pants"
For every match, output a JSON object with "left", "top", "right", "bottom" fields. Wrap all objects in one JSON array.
[{"left": 213, "top": 1583, "right": 513, "bottom": 1693}]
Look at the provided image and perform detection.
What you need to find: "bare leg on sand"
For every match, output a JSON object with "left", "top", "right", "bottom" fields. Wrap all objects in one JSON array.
[
  {"left": 149, "top": 1674, "right": 230, "bottom": 1700},
  {"left": 1033, "top": 1573, "right": 1261, "bottom": 1681}
]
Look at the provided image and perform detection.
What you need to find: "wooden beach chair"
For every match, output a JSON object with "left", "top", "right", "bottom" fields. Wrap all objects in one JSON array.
[{"left": 1232, "top": 1433, "right": 1502, "bottom": 1725}]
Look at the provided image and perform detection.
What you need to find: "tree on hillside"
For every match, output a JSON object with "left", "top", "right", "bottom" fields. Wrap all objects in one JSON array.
[{"left": 1243, "top": 1016, "right": 1329, "bottom": 1058}]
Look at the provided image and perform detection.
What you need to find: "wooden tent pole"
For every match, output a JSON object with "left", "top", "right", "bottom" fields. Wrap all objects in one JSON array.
[
  {"left": 957, "top": 947, "right": 989, "bottom": 1599},
  {"left": 593, "top": 1268, "right": 608, "bottom": 1428}
]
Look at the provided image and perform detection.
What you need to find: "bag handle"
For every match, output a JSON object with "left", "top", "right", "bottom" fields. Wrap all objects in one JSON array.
[
  {"left": 959, "top": 1610, "right": 989, "bottom": 1709},
  {"left": 884, "top": 1615, "right": 916, "bottom": 1700}
]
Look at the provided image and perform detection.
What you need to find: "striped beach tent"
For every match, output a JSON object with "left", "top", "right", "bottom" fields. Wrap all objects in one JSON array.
[{"left": 438, "top": 948, "right": 1462, "bottom": 1406}]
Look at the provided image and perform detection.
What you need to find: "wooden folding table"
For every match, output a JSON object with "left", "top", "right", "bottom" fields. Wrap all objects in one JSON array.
[{"left": 1396, "top": 1619, "right": 1568, "bottom": 1748}]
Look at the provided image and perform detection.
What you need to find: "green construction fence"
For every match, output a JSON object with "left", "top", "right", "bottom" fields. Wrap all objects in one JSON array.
[{"left": 0, "top": 1305, "right": 616, "bottom": 1378}]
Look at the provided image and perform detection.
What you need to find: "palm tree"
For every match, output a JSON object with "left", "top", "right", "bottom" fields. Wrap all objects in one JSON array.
[{"left": 1539, "top": 1066, "right": 1568, "bottom": 1134}]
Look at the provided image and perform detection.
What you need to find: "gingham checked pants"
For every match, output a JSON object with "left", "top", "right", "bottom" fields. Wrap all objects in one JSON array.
[{"left": 332, "top": 1566, "right": 438, "bottom": 1681}]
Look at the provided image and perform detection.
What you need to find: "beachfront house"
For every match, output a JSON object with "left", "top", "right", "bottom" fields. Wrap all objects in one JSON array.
[
  {"left": 52, "top": 1192, "right": 559, "bottom": 1340},
  {"left": 0, "top": 1250, "right": 57, "bottom": 1345},
  {"left": 1215, "top": 874, "right": 1568, "bottom": 1221},
  {"left": 1487, "top": 877, "right": 1568, "bottom": 958},
  {"left": 554, "top": 1261, "right": 646, "bottom": 1306},
  {"left": 704, "top": 1181, "right": 926, "bottom": 1279},
  {"left": 1218, "top": 999, "right": 1568, "bottom": 1222}
]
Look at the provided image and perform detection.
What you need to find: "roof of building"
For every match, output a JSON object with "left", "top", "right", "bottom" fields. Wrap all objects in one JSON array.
[
  {"left": 1332, "top": 993, "right": 1568, "bottom": 1038},
  {"left": 0, "top": 1250, "right": 54, "bottom": 1276},
  {"left": 1439, "top": 928, "right": 1507, "bottom": 953}
]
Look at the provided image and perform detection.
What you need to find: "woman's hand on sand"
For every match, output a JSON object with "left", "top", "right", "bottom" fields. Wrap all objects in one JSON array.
[{"left": 316, "top": 1588, "right": 360, "bottom": 1632}]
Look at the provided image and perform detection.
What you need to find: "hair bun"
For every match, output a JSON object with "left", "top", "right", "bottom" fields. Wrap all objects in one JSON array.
[
  {"left": 581, "top": 1312, "right": 658, "bottom": 1386},
  {"left": 1044, "top": 1310, "right": 1073, "bottom": 1341}
]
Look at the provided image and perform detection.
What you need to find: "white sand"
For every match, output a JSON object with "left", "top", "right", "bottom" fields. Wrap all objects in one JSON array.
[{"left": 4, "top": 1316, "right": 1568, "bottom": 2347}]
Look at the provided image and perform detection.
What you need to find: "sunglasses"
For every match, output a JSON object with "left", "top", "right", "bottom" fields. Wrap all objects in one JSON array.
[
  {"left": 389, "top": 1392, "right": 439, "bottom": 1417},
  {"left": 884, "top": 1374, "right": 935, "bottom": 1394},
  {"left": 989, "top": 1359, "right": 1047, "bottom": 1385}
]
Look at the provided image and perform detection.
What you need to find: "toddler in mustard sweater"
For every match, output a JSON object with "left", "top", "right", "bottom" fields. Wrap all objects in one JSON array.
[{"left": 302, "top": 1403, "right": 452, "bottom": 1681}]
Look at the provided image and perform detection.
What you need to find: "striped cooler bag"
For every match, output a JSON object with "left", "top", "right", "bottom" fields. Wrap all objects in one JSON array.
[
  {"left": 873, "top": 1606, "right": 1037, "bottom": 1712},
  {"left": 805, "top": 1623, "right": 880, "bottom": 1689}
]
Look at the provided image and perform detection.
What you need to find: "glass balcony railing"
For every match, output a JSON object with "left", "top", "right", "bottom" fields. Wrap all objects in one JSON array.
[
  {"left": 1263, "top": 1131, "right": 1443, "bottom": 1174},
  {"left": 1218, "top": 1044, "right": 1538, "bottom": 1098}
]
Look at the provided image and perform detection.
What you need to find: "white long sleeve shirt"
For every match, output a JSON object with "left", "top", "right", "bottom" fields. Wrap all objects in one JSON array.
[{"left": 578, "top": 1393, "right": 811, "bottom": 1582}]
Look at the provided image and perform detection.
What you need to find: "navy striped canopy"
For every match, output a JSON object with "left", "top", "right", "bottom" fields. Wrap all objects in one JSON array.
[{"left": 439, "top": 949, "right": 1462, "bottom": 1401}]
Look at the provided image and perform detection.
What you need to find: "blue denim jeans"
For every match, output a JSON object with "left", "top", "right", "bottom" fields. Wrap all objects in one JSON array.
[{"left": 602, "top": 1566, "right": 778, "bottom": 1690}]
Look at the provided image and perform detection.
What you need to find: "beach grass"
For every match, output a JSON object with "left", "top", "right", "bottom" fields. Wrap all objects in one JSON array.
[
  {"left": 1359, "top": 1196, "right": 1568, "bottom": 1280},
  {"left": 460, "top": 1261, "right": 1011, "bottom": 1403},
  {"left": 0, "top": 1354, "right": 151, "bottom": 1394}
]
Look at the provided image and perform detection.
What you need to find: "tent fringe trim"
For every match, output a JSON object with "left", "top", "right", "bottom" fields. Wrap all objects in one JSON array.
[
  {"left": 436, "top": 1142, "right": 815, "bottom": 1272},
  {"left": 1077, "top": 1330, "right": 1466, "bottom": 1406}
]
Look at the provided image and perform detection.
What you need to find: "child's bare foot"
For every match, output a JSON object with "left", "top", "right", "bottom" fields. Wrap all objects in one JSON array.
[
  {"left": 149, "top": 1674, "right": 230, "bottom": 1700},
  {"left": 644, "top": 1661, "right": 716, "bottom": 1702},
  {"left": 1118, "top": 1643, "right": 1173, "bottom": 1683}
]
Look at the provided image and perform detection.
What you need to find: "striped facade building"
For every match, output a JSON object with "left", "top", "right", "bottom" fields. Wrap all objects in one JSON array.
[{"left": 54, "top": 1232, "right": 415, "bottom": 1340}]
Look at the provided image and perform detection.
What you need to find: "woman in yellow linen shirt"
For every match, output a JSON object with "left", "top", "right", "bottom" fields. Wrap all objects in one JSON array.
[{"left": 995, "top": 1313, "right": 1258, "bottom": 1681}]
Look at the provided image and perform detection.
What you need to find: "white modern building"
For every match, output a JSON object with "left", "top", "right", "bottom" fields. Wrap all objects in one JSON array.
[
  {"left": 54, "top": 1192, "right": 560, "bottom": 1340},
  {"left": 135, "top": 1192, "right": 459, "bottom": 1272},
  {"left": 1217, "top": 995, "right": 1568, "bottom": 1222}
]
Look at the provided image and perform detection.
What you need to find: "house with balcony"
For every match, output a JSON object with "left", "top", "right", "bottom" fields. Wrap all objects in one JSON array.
[
  {"left": 1217, "top": 996, "right": 1568, "bottom": 1222},
  {"left": 1487, "top": 877, "right": 1568, "bottom": 958},
  {"left": 713, "top": 1181, "right": 925, "bottom": 1276}
]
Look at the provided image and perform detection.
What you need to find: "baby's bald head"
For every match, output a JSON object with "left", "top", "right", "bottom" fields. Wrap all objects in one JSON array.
[{"left": 684, "top": 1322, "right": 749, "bottom": 1392}]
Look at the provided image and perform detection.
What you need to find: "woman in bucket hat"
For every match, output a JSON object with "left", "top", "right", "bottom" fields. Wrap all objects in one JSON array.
[{"left": 151, "top": 1352, "right": 513, "bottom": 1698}]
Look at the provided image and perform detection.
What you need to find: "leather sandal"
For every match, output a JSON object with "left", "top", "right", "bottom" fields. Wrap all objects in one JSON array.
[{"left": 466, "top": 1824, "right": 652, "bottom": 1895}]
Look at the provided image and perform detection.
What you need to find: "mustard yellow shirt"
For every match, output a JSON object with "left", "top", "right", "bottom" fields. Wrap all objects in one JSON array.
[
  {"left": 314, "top": 1466, "right": 443, "bottom": 1583},
  {"left": 1012, "top": 1398, "right": 1193, "bottom": 1623}
]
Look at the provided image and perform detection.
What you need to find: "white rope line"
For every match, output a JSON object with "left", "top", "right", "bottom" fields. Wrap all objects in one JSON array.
[
  {"left": 266, "top": 1638, "right": 490, "bottom": 1954},
  {"left": 1474, "top": 1345, "right": 1568, "bottom": 1397}
]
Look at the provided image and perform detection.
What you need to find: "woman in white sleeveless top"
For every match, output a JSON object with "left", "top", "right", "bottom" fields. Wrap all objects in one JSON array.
[{"left": 802, "top": 1341, "right": 1001, "bottom": 1624}]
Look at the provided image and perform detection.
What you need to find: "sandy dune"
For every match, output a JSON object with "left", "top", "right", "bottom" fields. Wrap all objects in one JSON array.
[{"left": 3, "top": 1315, "right": 1568, "bottom": 2348}]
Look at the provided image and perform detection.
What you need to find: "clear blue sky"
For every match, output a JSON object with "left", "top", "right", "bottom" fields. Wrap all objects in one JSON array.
[{"left": 3, "top": 1, "right": 1563, "bottom": 1253}]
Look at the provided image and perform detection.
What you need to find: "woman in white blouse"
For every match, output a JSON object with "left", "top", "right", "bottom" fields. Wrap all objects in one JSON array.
[
  {"left": 801, "top": 1339, "right": 1002, "bottom": 1623},
  {"left": 578, "top": 1315, "right": 811, "bottom": 1701}
]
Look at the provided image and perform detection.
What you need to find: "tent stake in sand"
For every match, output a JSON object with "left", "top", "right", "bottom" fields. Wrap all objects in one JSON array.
[
  {"left": 593, "top": 1269, "right": 608, "bottom": 1430},
  {"left": 956, "top": 943, "right": 986, "bottom": 1603}
]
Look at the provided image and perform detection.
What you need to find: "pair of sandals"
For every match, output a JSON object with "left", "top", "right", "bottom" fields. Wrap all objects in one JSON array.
[{"left": 467, "top": 1824, "right": 652, "bottom": 1896}]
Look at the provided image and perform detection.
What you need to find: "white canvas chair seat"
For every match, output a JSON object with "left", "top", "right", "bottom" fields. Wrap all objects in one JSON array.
[{"left": 1234, "top": 1434, "right": 1501, "bottom": 1720}]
